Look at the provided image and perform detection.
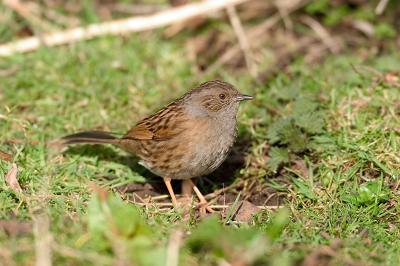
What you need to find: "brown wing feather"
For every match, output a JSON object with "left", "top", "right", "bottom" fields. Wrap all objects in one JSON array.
[{"left": 122, "top": 101, "right": 187, "bottom": 141}]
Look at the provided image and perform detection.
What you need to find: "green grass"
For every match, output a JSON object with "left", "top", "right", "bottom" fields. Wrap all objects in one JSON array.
[{"left": 1, "top": 31, "right": 400, "bottom": 265}]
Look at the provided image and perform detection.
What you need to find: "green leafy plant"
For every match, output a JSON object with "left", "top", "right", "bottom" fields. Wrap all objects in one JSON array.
[
  {"left": 267, "top": 96, "right": 326, "bottom": 172},
  {"left": 186, "top": 216, "right": 270, "bottom": 265},
  {"left": 343, "top": 180, "right": 391, "bottom": 206},
  {"left": 87, "top": 190, "right": 166, "bottom": 266}
]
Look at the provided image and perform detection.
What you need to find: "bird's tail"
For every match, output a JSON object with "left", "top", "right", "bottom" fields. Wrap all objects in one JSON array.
[{"left": 60, "top": 131, "right": 118, "bottom": 145}]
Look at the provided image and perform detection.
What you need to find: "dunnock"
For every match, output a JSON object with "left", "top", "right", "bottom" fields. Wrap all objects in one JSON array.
[{"left": 59, "top": 80, "right": 252, "bottom": 212}]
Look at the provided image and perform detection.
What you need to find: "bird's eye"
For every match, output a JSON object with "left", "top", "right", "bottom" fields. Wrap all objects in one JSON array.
[{"left": 219, "top": 93, "right": 226, "bottom": 100}]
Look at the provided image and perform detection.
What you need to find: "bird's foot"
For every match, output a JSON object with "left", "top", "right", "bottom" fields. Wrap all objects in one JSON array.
[{"left": 196, "top": 198, "right": 215, "bottom": 215}]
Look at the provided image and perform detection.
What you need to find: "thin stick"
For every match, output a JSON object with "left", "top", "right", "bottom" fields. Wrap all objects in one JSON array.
[
  {"left": 33, "top": 215, "right": 52, "bottom": 266},
  {"left": 210, "top": 205, "right": 282, "bottom": 210},
  {"left": 135, "top": 202, "right": 174, "bottom": 207},
  {"left": 375, "top": 0, "right": 389, "bottom": 15},
  {"left": 166, "top": 231, "right": 183, "bottom": 266},
  {"left": 133, "top": 202, "right": 282, "bottom": 210},
  {"left": 132, "top": 192, "right": 147, "bottom": 204},
  {"left": 109, "top": 3, "right": 167, "bottom": 15},
  {"left": 146, "top": 194, "right": 170, "bottom": 201},
  {"left": 274, "top": 0, "right": 293, "bottom": 30},
  {"left": 32, "top": 175, "right": 52, "bottom": 266},
  {"left": 226, "top": 5, "right": 257, "bottom": 77},
  {"left": 0, "top": 0, "right": 250, "bottom": 57},
  {"left": 205, "top": 0, "right": 309, "bottom": 75},
  {"left": 205, "top": 13, "right": 281, "bottom": 75},
  {"left": 3, "top": 0, "right": 58, "bottom": 32},
  {"left": 301, "top": 16, "right": 340, "bottom": 53}
]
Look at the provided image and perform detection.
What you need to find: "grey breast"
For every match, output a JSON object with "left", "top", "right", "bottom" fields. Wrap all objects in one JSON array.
[{"left": 176, "top": 114, "right": 237, "bottom": 179}]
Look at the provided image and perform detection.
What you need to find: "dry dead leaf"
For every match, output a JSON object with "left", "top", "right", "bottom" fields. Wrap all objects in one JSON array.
[
  {"left": 302, "top": 239, "right": 343, "bottom": 266},
  {"left": 0, "top": 150, "right": 13, "bottom": 162},
  {"left": 292, "top": 159, "right": 309, "bottom": 178},
  {"left": 5, "top": 163, "right": 22, "bottom": 193},
  {"left": 383, "top": 71, "right": 400, "bottom": 87}
]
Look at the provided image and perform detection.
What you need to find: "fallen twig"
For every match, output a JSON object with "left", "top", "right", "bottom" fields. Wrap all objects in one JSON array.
[
  {"left": 132, "top": 200, "right": 281, "bottom": 210},
  {"left": 351, "top": 20, "right": 374, "bottom": 37},
  {"left": 205, "top": 13, "right": 280, "bottom": 75},
  {"left": 205, "top": 0, "right": 308, "bottom": 75},
  {"left": 147, "top": 194, "right": 170, "bottom": 201},
  {"left": 109, "top": 3, "right": 167, "bottom": 15},
  {"left": 375, "top": 0, "right": 389, "bottom": 15},
  {"left": 0, "top": 0, "right": 250, "bottom": 56},
  {"left": 227, "top": 5, "right": 257, "bottom": 77},
  {"left": 166, "top": 231, "right": 183, "bottom": 266},
  {"left": 134, "top": 202, "right": 174, "bottom": 207},
  {"left": 301, "top": 16, "right": 340, "bottom": 53},
  {"left": 33, "top": 204, "right": 52, "bottom": 266},
  {"left": 274, "top": 0, "right": 293, "bottom": 30},
  {"left": 3, "top": 0, "right": 58, "bottom": 32}
]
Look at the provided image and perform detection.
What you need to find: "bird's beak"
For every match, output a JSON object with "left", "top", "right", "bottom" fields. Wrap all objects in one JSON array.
[{"left": 235, "top": 94, "right": 253, "bottom": 101}]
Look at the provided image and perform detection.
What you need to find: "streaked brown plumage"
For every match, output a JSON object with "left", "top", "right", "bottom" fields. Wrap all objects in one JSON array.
[{"left": 59, "top": 80, "right": 252, "bottom": 212}]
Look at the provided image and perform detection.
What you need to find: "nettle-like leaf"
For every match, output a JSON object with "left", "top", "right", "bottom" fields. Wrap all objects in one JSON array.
[
  {"left": 266, "top": 96, "right": 326, "bottom": 172},
  {"left": 295, "top": 111, "right": 325, "bottom": 134},
  {"left": 274, "top": 81, "right": 301, "bottom": 101},
  {"left": 268, "top": 147, "right": 290, "bottom": 173},
  {"left": 267, "top": 118, "right": 292, "bottom": 145},
  {"left": 291, "top": 97, "right": 319, "bottom": 115},
  {"left": 267, "top": 119, "right": 308, "bottom": 153},
  {"left": 281, "top": 125, "right": 308, "bottom": 152}
]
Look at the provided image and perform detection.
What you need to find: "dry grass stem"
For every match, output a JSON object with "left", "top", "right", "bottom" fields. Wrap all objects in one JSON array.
[
  {"left": 3, "top": 0, "right": 58, "bottom": 32},
  {"left": 301, "top": 16, "right": 340, "bottom": 53},
  {"left": 109, "top": 3, "right": 167, "bottom": 15},
  {"left": 375, "top": 0, "right": 389, "bottom": 15},
  {"left": 31, "top": 174, "right": 52, "bottom": 266},
  {"left": 166, "top": 230, "right": 183, "bottom": 266},
  {"left": 205, "top": 0, "right": 308, "bottom": 75},
  {"left": 227, "top": 5, "right": 257, "bottom": 77},
  {"left": 34, "top": 214, "right": 52, "bottom": 266}
]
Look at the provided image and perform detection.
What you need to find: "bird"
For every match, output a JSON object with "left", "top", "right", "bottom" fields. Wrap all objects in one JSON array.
[{"left": 58, "top": 80, "right": 253, "bottom": 212}]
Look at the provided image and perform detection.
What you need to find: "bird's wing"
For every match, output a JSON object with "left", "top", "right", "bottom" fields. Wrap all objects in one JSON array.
[{"left": 122, "top": 101, "right": 187, "bottom": 141}]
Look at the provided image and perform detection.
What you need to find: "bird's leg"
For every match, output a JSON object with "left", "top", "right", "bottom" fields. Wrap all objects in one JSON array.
[
  {"left": 163, "top": 177, "right": 178, "bottom": 207},
  {"left": 181, "top": 179, "right": 194, "bottom": 198},
  {"left": 187, "top": 179, "right": 214, "bottom": 213}
]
